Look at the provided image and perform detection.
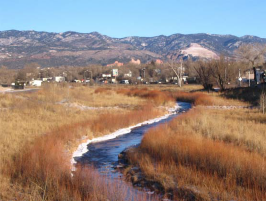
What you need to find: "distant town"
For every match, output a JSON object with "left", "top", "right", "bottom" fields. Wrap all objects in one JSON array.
[{"left": 1, "top": 49, "right": 266, "bottom": 92}]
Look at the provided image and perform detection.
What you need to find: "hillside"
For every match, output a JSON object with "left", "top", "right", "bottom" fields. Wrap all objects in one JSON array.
[{"left": 0, "top": 30, "right": 266, "bottom": 68}]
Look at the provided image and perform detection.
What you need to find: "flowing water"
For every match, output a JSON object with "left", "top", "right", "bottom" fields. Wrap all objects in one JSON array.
[{"left": 74, "top": 102, "right": 191, "bottom": 200}]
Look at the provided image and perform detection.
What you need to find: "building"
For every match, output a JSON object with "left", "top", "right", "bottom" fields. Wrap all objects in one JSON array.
[
  {"left": 243, "top": 67, "right": 266, "bottom": 85},
  {"left": 243, "top": 69, "right": 255, "bottom": 80},
  {"left": 54, "top": 76, "right": 65, "bottom": 82},
  {"left": 30, "top": 80, "right": 42, "bottom": 87}
]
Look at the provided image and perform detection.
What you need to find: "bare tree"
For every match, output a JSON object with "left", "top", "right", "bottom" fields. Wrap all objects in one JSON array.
[
  {"left": 210, "top": 56, "right": 231, "bottom": 91},
  {"left": 235, "top": 43, "right": 266, "bottom": 67},
  {"left": 168, "top": 60, "right": 183, "bottom": 87},
  {"left": 193, "top": 60, "right": 214, "bottom": 91}
]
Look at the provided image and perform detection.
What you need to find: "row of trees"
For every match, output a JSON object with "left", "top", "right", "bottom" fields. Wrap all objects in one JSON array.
[
  {"left": 192, "top": 57, "right": 240, "bottom": 91},
  {"left": 0, "top": 44, "right": 265, "bottom": 87},
  {"left": 0, "top": 62, "right": 181, "bottom": 84},
  {"left": 190, "top": 43, "right": 266, "bottom": 91}
]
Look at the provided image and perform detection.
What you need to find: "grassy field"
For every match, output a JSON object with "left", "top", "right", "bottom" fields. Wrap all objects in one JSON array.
[
  {"left": 0, "top": 84, "right": 179, "bottom": 200},
  {"left": 1, "top": 83, "right": 263, "bottom": 200},
  {"left": 127, "top": 92, "right": 266, "bottom": 200}
]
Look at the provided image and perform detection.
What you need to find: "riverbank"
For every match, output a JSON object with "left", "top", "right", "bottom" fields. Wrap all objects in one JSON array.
[
  {"left": 0, "top": 85, "right": 158, "bottom": 200},
  {"left": 1, "top": 85, "right": 182, "bottom": 201},
  {"left": 125, "top": 105, "right": 266, "bottom": 200},
  {"left": 1, "top": 85, "right": 255, "bottom": 200},
  {"left": 71, "top": 102, "right": 180, "bottom": 172}
]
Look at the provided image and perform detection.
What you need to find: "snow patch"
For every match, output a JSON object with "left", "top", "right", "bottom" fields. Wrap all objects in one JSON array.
[{"left": 181, "top": 43, "right": 218, "bottom": 59}]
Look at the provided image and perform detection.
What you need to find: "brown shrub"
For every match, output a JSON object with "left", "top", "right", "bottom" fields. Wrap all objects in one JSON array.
[
  {"left": 115, "top": 87, "right": 219, "bottom": 106},
  {"left": 172, "top": 91, "right": 215, "bottom": 105},
  {"left": 116, "top": 88, "right": 175, "bottom": 106}
]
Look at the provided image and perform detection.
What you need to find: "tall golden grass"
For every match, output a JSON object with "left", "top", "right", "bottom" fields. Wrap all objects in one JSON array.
[
  {"left": 1, "top": 85, "right": 168, "bottom": 200},
  {"left": 1, "top": 84, "right": 251, "bottom": 200},
  {"left": 24, "top": 83, "right": 145, "bottom": 107},
  {"left": 116, "top": 87, "right": 176, "bottom": 106},
  {"left": 6, "top": 107, "right": 162, "bottom": 200},
  {"left": 114, "top": 87, "right": 218, "bottom": 106},
  {"left": 128, "top": 107, "right": 266, "bottom": 200},
  {"left": 169, "top": 108, "right": 266, "bottom": 155},
  {"left": 6, "top": 111, "right": 160, "bottom": 201},
  {"left": 114, "top": 87, "right": 242, "bottom": 106},
  {"left": 172, "top": 91, "right": 214, "bottom": 105}
]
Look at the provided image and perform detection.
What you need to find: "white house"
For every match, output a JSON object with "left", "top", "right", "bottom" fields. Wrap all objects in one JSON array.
[
  {"left": 54, "top": 76, "right": 65, "bottom": 82},
  {"left": 30, "top": 80, "right": 42, "bottom": 87}
]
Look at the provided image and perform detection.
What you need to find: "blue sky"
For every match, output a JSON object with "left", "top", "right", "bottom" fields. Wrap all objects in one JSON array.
[{"left": 0, "top": 0, "right": 265, "bottom": 38}]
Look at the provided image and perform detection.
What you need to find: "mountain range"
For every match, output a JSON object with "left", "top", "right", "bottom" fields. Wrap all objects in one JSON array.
[{"left": 0, "top": 30, "right": 266, "bottom": 68}]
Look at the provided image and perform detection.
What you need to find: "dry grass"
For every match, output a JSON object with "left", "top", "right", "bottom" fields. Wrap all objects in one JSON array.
[
  {"left": 129, "top": 148, "right": 265, "bottom": 200},
  {"left": 172, "top": 91, "right": 215, "bottom": 105},
  {"left": 114, "top": 87, "right": 228, "bottom": 106},
  {"left": 170, "top": 108, "right": 266, "bottom": 155},
  {"left": 127, "top": 96, "right": 266, "bottom": 200},
  {"left": 136, "top": 84, "right": 203, "bottom": 92},
  {"left": 20, "top": 83, "right": 145, "bottom": 107},
  {"left": 4, "top": 105, "right": 162, "bottom": 200},
  {"left": 89, "top": 85, "right": 245, "bottom": 107},
  {"left": 172, "top": 90, "right": 248, "bottom": 106},
  {"left": 115, "top": 88, "right": 175, "bottom": 106},
  {"left": 1, "top": 84, "right": 256, "bottom": 200},
  {"left": 0, "top": 84, "right": 167, "bottom": 200}
]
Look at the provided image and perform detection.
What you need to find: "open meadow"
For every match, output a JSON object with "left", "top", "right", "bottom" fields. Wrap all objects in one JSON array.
[
  {"left": 0, "top": 83, "right": 182, "bottom": 200},
  {"left": 126, "top": 88, "right": 266, "bottom": 200},
  {"left": 1, "top": 1, "right": 266, "bottom": 200},
  {"left": 0, "top": 83, "right": 265, "bottom": 201}
]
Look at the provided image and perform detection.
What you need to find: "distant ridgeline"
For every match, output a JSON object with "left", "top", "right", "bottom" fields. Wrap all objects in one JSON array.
[{"left": 0, "top": 30, "right": 266, "bottom": 68}]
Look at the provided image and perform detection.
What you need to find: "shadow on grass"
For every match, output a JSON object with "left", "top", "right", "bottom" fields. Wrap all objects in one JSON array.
[{"left": 222, "top": 87, "right": 262, "bottom": 106}]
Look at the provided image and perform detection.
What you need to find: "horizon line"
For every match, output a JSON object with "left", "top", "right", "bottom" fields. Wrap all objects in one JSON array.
[{"left": 1, "top": 29, "right": 265, "bottom": 40}]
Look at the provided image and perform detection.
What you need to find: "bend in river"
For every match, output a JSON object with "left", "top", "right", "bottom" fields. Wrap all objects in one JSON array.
[{"left": 73, "top": 102, "right": 191, "bottom": 199}]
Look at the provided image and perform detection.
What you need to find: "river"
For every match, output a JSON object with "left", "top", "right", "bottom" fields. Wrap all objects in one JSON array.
[{"left": 74, "top": 102, "right": 191, "bottom": 200}]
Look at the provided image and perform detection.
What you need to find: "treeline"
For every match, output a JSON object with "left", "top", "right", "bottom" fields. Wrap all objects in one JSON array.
[
  {"left": 1, "top": 44, "right": 265, "bottom": 89},
  {"left": 0, "top": 60, "right": 249, "bottom": 85}
]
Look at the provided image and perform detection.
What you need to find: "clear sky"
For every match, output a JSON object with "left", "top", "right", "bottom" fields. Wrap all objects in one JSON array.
[{"left": 0, "top": 0, "right": 265, "bottom": 38}]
